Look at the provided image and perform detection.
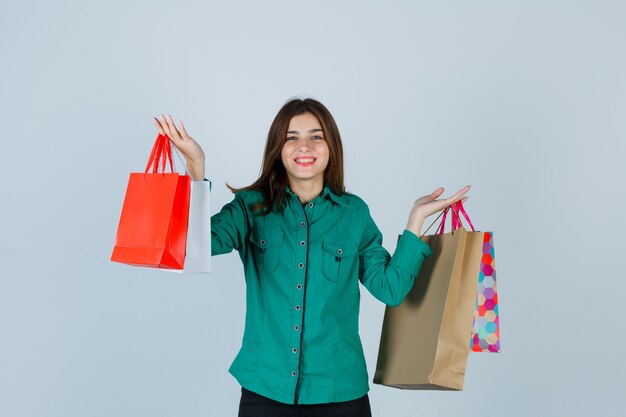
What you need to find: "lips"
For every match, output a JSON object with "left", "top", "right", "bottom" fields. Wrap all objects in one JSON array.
[{"left": 295, "top": 157, "right": 316, "bottom": 166}]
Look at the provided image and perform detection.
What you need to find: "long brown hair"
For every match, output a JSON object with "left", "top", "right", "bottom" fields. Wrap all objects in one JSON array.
[{"left": 227, "top": 97, "right": 345, "bottom": 213}]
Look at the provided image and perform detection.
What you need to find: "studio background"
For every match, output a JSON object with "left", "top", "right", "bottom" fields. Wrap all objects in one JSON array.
[{"left": 1, "top": 1, "right": 625, "bottom": 416}]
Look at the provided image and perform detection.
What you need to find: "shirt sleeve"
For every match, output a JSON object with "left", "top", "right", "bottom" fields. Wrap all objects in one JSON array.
[
  {"left": 357, "top": 202, "right": 432, "bottom": 307},
  {"left": 211, "top": 193, "right": 249, "bottom": 256}
]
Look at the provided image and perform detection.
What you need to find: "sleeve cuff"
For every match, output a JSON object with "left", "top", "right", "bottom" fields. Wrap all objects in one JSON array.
[
  {"left": 402, "top": 229, "right": 432, "bottom": 255},
  {"left": 390, "top": 229, "right": 433, "bottom": 275}
]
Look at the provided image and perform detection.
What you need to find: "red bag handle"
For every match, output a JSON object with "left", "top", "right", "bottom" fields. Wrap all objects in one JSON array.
[
  {"left": 454, "top": 200, "right": 475, "bottom": 231},
  {"left": 437, "top": 200, "right": 474, "bottom": 234},
  {"left": 143, "top": 134, "right": 174, "bottom": 177},
  {"left": 420, "top": 200, "right": 475, "bottom": 238}
]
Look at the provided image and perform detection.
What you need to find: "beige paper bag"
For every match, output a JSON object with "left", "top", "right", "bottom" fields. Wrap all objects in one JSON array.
[{"left": 373, "top": 227, "right": 484, "bottom": 390}]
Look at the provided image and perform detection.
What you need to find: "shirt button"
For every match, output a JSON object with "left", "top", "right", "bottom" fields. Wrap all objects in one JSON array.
[
  {"left": 308, "top": 202, "right": 314, "bottom": 208},
  {"left": 296, "top": 284, "right": 302, "bottom": 290},
  {"left": 337, "top": 248, "right": 342, "bottom": 255},
  {"left": 260, "top": 239, "right": 266, "bottom": 246},
  {"left": 298, "top": 262, "right": 304, "bottom": 269},
  {"left": 292, "top": 348, "right": 298, "bottom": 353},
  {"left": 300, "top": 240, "right": 306, "bottom": 246},
  {"left": 299, "top": 221, "right": 306, "bottom": 227},
  {"left": 295, "top": 305, "right": 301, "bottom": 311},
  {"left": 294, "top": 325, "right": 299, "bottom": 331},
  {"left": 292, "top": 371, "right": 297, "bottom": 377}
]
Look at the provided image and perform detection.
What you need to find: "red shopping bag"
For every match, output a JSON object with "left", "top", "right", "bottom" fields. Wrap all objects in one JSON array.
[{"left": 110, "top": 134, "right": 191, "bottom": 269}]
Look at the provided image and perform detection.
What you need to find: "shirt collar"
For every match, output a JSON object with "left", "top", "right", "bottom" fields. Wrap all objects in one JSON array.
[{"left": 285, "top": 183, "right": 347, "bottom": 206}]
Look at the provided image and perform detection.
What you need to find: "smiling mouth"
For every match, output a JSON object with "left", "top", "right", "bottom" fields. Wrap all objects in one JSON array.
[{"left": 295, "top": 157, "right": 316, "bottom": 165}]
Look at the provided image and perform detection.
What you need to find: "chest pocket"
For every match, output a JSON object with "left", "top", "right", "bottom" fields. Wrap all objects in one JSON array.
[
  {"left": 321, "top": 239, "right": 358, "bottom": 282},
  {"left": 249, "top": 228, "right": 284, "bottom": 272}
]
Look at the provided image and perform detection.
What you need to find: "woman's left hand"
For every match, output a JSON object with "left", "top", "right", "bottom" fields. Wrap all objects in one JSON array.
[{"left": 405, "top": 185, "right": 471, "bottom": 236}]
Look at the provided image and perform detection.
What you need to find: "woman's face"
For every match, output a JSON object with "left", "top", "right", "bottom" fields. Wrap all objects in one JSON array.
[{"left": 281, "top": 112, "right": 330, "bottom": 187}]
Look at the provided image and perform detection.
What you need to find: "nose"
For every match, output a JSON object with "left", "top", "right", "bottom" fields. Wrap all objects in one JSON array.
[{"left": 297, "top": 137, "right": 314, "bottom": 151}]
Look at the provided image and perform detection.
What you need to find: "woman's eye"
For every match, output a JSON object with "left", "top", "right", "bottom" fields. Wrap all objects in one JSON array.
[{"left": 286, "top": 135, "right": 323, "bottom": 141}]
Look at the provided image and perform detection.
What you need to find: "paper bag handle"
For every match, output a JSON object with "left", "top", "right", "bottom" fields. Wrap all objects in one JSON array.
[
  {"left": 420, "top": 200, "right": 475, "bottom": 238},
  {"left": 143, "top": 134, "right": 174, "bottom": 177}
]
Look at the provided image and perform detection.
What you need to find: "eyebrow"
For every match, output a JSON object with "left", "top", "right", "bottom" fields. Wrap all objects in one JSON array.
[{"left": 286, "top": 129, "right": 324, "bottom": 134}]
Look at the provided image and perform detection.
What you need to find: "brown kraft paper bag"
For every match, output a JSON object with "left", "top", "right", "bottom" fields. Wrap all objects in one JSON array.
[{"left": 373, "top": 219, "right": 484, "bottom": 390}]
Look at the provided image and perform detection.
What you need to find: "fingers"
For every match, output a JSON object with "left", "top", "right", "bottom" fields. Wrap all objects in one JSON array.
[
  {"left": 444, "top": 185, "right": 471, "bottom": 204},
  {"left": 178, "top": 120, "right": 190, "bottom": 139},
  {"left": 421, "top": 187, "right": 444, "bottom": 203},
  {"left": 153, "top": 117, "right": 165, "bottom": 136},
  {"left": 459, "top": 185, "right": 471, "bottom": 200},
  {"left": 157, "top": 114, "right": 172, "bottom": 139},
  {"left": 155, "top": 114, "right": 179, "bottom": 142},
  {"left": 452, "top": 185, "right": 471, "bottom": 199},
  {"left": 165, "top": 114, "right": 184, "bottom": 141},
  {"left": 413, "top": 186, "right": 471, "bottom": 220},
  {"left": 154, "top": 115, "right": 189, "bottom": 141},
  {"left": 166, "top": 114, "right": 183, "bottom": 141}
]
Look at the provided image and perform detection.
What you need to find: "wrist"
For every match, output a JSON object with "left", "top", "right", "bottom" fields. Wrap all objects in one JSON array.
[
  {"left": 406, "top": 217, "right": 425, "bottom": 238},
  {"left": 186, "top": 159, "right": 205, "bottom": 181}
]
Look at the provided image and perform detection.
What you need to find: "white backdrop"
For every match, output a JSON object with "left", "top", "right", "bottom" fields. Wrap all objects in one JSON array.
[{"left": 1, "top": 1, "right": 625, "bottom": 416}]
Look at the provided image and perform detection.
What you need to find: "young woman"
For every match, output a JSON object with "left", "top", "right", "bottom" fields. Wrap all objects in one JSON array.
[{"left": 153, "top": 97, "right": 470, "bottom": 417}]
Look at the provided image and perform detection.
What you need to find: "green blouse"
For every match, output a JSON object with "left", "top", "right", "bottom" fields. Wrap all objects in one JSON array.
[{"left": 209, "top": 181, "right": 432, "bottom": 404}]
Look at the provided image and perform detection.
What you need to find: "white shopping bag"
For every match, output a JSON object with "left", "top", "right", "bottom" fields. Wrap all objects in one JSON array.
[{"left": 179, "top": 179, "right": 211, "bottom": 273}]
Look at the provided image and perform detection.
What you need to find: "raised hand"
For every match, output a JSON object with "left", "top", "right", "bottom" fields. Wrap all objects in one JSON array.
[
  {"left": 405, "top": 185, "right": 471, "bottom": 237},
  {"left": 153, "top": 114, "right": 205, "bottom": 180}
]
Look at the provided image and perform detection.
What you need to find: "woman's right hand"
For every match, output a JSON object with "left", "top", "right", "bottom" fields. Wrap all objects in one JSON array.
[{"left": 153, "top": 114, "right": 206, "bottom": 180}]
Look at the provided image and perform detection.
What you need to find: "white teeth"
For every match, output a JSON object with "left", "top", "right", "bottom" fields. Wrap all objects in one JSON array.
[{"left": 296, "top": 158, "right": 315, "bottom": 163}]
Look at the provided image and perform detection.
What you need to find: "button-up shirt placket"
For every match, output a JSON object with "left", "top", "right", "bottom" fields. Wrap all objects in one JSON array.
[{"left": 291, "top": 196, "right": 314, "bottom": 404}]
